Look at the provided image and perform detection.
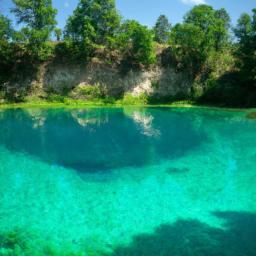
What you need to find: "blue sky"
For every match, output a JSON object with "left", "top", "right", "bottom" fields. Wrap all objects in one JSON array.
[{"left": 1, "top": 0, "right": 256, "bottom": 29}]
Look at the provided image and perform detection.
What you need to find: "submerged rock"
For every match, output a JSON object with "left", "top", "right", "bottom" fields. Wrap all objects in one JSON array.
[
  {"left": 246, "top": 112, "right": 256, "bottom": 120},
  {"left": 166, "top": 167, "right": 190, "bottom": 174}
]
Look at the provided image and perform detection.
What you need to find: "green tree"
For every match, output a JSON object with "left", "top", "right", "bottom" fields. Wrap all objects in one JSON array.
[
  {"left": 234, "top": 13, "right": 252, "bottom": 42},
  {"left": 184, "top": 5, "right": 230, "bottom": 50},
  {"left": 0, "top": 14, "right": 12, "bottom": 64},
  {"left": 64, "top": 2, "right": 97, "bottom": 59},
  {"left": 184, "top": 4, "right": 216, "bottom": 31},
  {"left": 153, "top": 15, "right": 171, "bottom": 44},
  {"left": 0, "top": 14, "right": 14, "bottom": 90},
  {"left": 12, "top": 0, "right": 57, "bottom": 30},
  {"left": 0, "top": 14, "right": 14, "bottom": 65},
  {"left": 169, "top": 5, "right": 231, "bottom": 75},
  {"left": 169, "top": 23, "right": 205, "bottom": 74},
  {"left": 235, "top": 9, "right": 256, "bottom": 86},
  {"left": 11, "top": 0, "right": 57, "bottom": 60},
  {"left": 215, "top": 8, "right": 231, "bottom": 30},
  {"left": 64, "top": 0, "right": 120, "bottom": 57},
  {"left": 0, "top": 14, "right": 13, "bottom": 40},
  {"left": 118, "top": 20, "right": 156, "bottom": 67},
  {"left": 214, "top": 8, "right": 231, "bottom": 50},
  {"left": 54, "top": 28, "right": 62, "bottom": 41}
]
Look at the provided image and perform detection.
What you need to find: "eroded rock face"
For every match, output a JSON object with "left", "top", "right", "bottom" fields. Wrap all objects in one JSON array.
[
  {"left": 42, "top": 63, "right": 193, "bottom": 97},
  {"left": 4, "top": 62, "right": 194, "bottom": 99}
]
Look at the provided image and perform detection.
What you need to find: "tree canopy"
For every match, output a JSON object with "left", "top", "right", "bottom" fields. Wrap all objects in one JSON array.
[
  {"left": 154, "top": 15, "right": 171, "bottom": 44},
  {"left": 54, "top": 28, "right": 62, "bottom": 41},
  {"left": 169, "top": 5, "right": 231, "bottom": 76},
  {"left": 0, "top": 14, "right": 13, "bottom": 41},
  {"left": 11, "top": 0, "right": 57, "bottom": 60},
  {"left": 0, "top": 14, "right": 13, "bottom": 66},
  {"left": 12, "top": 0, "right": 57, "bottom": 30},
  {"left": 118, "top": 20, "right": 156, "bottom": 67},
  {"left": 64, "top": 0, "right": 120, "bottom": 47},
  {"left": 235, "top": 9, "right": 256, "bottom": 86}
]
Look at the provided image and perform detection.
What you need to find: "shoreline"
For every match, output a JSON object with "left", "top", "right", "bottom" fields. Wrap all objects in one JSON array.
[{"left": 0, "top": 100, "right": 254, "bottom": 112}]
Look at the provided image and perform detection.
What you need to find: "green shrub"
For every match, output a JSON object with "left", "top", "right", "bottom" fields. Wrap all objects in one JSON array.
[
  {"left": 46, "top": 94, "right": 66, "bottom": 103},
  {"left": 73, "top": 84, "right": 105, "bottom": 100},
  {"left": 0, "top": 91, "right": 5, "bottom": 100},
  {"left": 119, "top": 93, "right": 148, "bottom": 105},
  {"left": 147, "top": 92, "right": 189, "bottom": 105},
  {"left": 102, "top": 97, "right": 116, "bottom": 104},
  {"left": 117, "top": 20, "right": 156, "bottom": 68},
  {"left": 151, "top": 81, "right": 159, "bottom": 89}
]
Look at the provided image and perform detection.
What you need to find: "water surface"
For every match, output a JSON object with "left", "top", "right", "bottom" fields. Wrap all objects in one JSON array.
[{"left": 0, "top": 107, "right": 255, "bottom": 255}]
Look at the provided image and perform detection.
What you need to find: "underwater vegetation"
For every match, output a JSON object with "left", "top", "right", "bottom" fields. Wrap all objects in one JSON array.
[
  {"left": 0, "top": 229, "right": 104, "bottom": 256},
  {"left": 0, "top": 229, "right": 83, "bottom": 256},
  {"left": 1, "top": 211, "right": 256, "bottom": 256}
]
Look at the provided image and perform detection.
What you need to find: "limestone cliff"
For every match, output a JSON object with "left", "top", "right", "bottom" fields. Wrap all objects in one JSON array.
[{"left": 2, "top": 60, "right": 193, "bottom": 100}]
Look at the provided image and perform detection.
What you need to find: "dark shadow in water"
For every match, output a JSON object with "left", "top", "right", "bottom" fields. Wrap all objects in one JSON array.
[
  {"left": 110, "top": 211, "right": 256, "bottom": 256},
  {"left": 0, "top": 211, "right": 255, "bottom": 255},
  {"left": 0, "top": 108, "right": 207, "bottom": 173}
]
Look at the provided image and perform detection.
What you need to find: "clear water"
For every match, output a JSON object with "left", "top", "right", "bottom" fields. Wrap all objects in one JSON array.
[{"left": 0, "top": 107, "right": 255, "bottom": 255}]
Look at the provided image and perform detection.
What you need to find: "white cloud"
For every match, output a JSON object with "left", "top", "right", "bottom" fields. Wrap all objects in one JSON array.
[
  {"left": 64, "top": 2, "right": 70, "bottom": 8},
  {"left": 181, "top": 0, "right": 206, "bottom": 5}
]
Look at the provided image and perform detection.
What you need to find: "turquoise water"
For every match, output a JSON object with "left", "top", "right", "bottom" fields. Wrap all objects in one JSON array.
[{"left": 0, "top": 107, "right": 255, "bottom": 255}]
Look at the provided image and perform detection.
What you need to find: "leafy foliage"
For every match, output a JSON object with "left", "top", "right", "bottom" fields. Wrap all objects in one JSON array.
[
  {"left": 118, "top": 93, "right": 148, "bottom": 105},
  {"left": 169, "top": 23, "right": 205, "bottom": 75},
  {"left": 54, "top": 28, "right": 62, "bottom": 41},
  {"left": 72, "top": 84, "right": 105, "bottom": 100},
  {"left": 0, "top": 14, "right": 13, "bottom": 40},
  {"left": 184, "top": 5, "right": 230, "bottom": 52},
  {"left": 12, "top": 0, "right": 57, "bottom": 61},
  {"left": 64, "top": 0, "right": 121, "bottom": 59},
  {"left": 0, "top": 14, "right": 14, "bottom": 62},
  {"left": 17, "top": 27, "right": 55, "bottom": 61},
  {"left": 12, "top": 0, "right": 57, "bottom": 30},
  {"left": 118, "top": 20, "right": 156, "bottom": 67},
  {"left": 214, "top": 8, "right": 231, "bottom": 50},
  {"left": 0, "top": 14, "right": 14, "bottom": 85},
  {"left": 169, "top": 5, "right": 231, "bottom": 77},
  {"left": 234, "top": 9, "right": 256, "bottom": 86},
  {"left": 153, "top": 15, "right": 171, "bottom": 44}
]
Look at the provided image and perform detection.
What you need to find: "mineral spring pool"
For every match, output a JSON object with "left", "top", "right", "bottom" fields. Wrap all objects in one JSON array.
[{"left": 0, "top": 107, "right": 255, "bottom": 255}]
